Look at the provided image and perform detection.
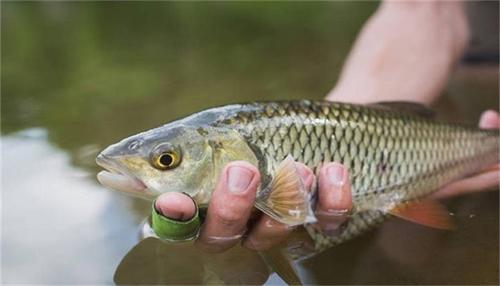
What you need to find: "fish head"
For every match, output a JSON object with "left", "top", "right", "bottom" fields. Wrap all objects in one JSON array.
[
  {"left": 96, "top": 122, "right": 258, "bottom": 205},
  {"left": 96, "top": 124, "right": 214, "bottom": 200}
]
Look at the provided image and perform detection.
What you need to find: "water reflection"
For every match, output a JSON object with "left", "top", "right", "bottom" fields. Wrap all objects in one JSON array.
[
  {"left": 297, "top": 191, "right": 499, "bottom": 284},
  {"left": 114, "top": 237, "right": 284, "bottom": 285},
  {"left": 1, "top": 129, "right": 142, "bottom": 283}
]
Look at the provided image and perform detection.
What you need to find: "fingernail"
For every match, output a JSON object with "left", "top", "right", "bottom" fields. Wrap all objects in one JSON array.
[
  {"left": 227, "top": 165, "right": 254, "bottom": 193},
  {"left": 327, "top": 164, "right": 345, "bottom": 187}
]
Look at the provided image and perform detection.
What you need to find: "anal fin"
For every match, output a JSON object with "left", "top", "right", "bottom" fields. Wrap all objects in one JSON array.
[
  {"left": 389, "top": 199, "right": 455, "bottom": 230},
  {"left": 255, "top": 155, "right": 316, "bottom": 226}
]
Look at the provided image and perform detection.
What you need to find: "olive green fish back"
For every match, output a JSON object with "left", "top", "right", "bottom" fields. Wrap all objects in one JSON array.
[{"left": 231, "top": 100, "right": 496, "bottom": 195}]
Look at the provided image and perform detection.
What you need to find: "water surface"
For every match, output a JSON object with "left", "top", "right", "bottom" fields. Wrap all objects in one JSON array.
[{"left": 2, "top": 2, "right": 498, "bottom": 284}]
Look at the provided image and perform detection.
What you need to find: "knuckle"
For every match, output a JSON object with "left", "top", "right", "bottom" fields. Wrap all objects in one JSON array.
[
  {"left": 321, "top": 199, "right": 338, "bottom": 211},
  {"left": 214, "top": 207, "right": 242, "bottom": 227}
]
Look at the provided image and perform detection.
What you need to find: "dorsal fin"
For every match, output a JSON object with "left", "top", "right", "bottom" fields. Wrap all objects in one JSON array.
[{"left": 371, "top": 101, "right": 435, "bottom": 119}]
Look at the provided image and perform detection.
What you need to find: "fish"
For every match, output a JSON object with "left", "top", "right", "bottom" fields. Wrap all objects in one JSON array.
[{"left": 96, "top": 100, "right": 499, "bottom": 256}]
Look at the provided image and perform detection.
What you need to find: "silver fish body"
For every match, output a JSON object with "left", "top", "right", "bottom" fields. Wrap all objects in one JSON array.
[
  {"left": 224, "top": 100, "right": 498, "bottom": 252},
  {"left": 97, "top": 100, "right": 499, "bottom": 254}
]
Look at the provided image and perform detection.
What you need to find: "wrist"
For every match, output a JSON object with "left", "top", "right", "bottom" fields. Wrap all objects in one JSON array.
[{"left": 326, "top": 1, "right": 468, "bottom": 106}]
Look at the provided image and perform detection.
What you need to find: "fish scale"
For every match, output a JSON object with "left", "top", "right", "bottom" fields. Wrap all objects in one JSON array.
[{"left": 225, "top": 100, "right": 498, "bottom": 254}]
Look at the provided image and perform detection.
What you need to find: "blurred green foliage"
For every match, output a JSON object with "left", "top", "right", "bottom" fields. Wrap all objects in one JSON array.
[{"left": 2, "top": 1, "right": 377, "bottom": 156}]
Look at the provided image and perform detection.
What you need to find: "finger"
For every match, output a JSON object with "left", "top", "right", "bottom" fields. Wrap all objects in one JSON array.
[
  {"left": 479, "top": 110, "right": 500, "bottom": 129},
  {"left": 242, "top": 163, "right": 314, "bottom": 251},
  {"left": 431, "top": 167, "right": 500, "bottom": 200},
  {"left": 295, "top": 162, "right": 315, "bottom": 192},
  {"left": 315, "top": 162, "right": 353, "bottom": 234},
  {"left": 195, "top": 161, "right": 260, "bottom": 253},
  {"left": 155, "top": 192, "right": 197, "bottom": 221}
]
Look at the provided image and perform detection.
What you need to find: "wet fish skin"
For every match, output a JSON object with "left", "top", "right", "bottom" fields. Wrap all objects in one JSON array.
[
  {"left": 217, "top": 100, "right": 498, "bottom": 252},
  {"left": 97, "top": 100, "right": 499, "bottom": 254}
]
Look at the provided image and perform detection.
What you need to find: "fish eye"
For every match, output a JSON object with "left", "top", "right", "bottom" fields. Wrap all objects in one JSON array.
[
  {"left": 154, "top": 151, "right": 180, "bottom": 170},
  {"left": 159, "top": 153, "right": 174, "bottom": 166},
  {"left": 151, "top": 144, "right": 182, "bottom": 170}
]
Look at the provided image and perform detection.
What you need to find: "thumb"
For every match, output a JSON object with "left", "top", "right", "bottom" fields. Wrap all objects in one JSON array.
[{"left": 155, "top": 192, "right": 197, "bottom": 221}]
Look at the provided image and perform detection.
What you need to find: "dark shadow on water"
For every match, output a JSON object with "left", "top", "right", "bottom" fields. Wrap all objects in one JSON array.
[{"left": 114, "top": 238, "right": 274, "bottom": 285}]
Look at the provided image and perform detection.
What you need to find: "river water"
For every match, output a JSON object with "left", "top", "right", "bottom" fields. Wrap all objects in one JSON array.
[{"left": 2, "top": 2, "right": 498, "bottom": 284}]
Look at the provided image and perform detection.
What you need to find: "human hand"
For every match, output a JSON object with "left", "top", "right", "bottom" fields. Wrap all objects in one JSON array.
[{"left": 154, "top": 161, "right": 353, "bottom": 252}]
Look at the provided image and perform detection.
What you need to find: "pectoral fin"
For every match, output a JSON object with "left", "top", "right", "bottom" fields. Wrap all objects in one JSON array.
[
  {"left": 255, "top": 155, "right": 316, "bottom": 226},
  {"left": 389, "top": 199, "right": 455, "bottom": 230}
]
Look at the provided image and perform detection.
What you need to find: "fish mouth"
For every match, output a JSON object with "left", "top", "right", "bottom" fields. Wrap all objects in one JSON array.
[{"left": 96, "top": 153, "right": 148, "bottom": 195}]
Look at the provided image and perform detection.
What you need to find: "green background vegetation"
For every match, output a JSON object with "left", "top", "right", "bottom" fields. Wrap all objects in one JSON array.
[{"left": 2, "top": 1, "right": 376, "bottom": 159}]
